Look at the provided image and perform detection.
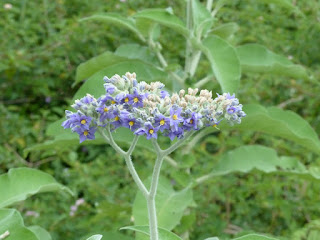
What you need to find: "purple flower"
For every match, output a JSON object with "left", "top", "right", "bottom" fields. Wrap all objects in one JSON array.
[
  {"left": 104, "top": 83, "right": 116, "bottom": 94},
  {"left": 111, "top": 110, "right": 130, "bottom": 129},
  {"left": 226, "top": 106, "right": 238, "bottom": 114},
  {"left": 123, "top": 116, "right": 141, "bottom": 131},
  {"left": 160, "top": 90, "right": 169, "bottom": 99},
  {"left": 154, "top": 114, "right": 170, "bottom": 132},
  {"left": 169, "top": 106, "right": 183, "bottom": 131},
  {"left": 75, "top": 127, "right": 96, "bottom": 143},
  {"left": 226, "top": 93, "right": 235, "bottom": 99},
  {"left": 134, "top": 122, "right": 159, "bottom": 139},
  {"left": 75, "top": 115, "right": 92, "bottom": 131},
  {"left": 128, "top": 89, "right": 146, "bottom": 108},
  {"left": 80, "top": 95, "right": 95, "bottom": 104},
  {"left": 183, "top": 112, "right": 202, "bottom": 130},
  {"left": 96, "top": 104, "right": 115, "bottom": 122},
  {"left": 62, "top": 111, "right": 78, "bottom": 129},
  {"left": 163, "top": 128, "right": 184, "bottom": 141}
]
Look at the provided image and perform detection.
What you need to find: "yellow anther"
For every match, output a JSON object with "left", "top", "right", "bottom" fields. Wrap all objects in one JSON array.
[
  {"left": 124, "top": 97, "right": 129, "bottom": 103},
  {"left": 114, "top": 116, "right": 120, "bottom": 121},
  {"left": 149, "top": 129, "right": 154, "bottom": 134},
  {"left": 81, "top": 119, "right": 86, "bottom": 124},
  {"left": 212, "top": 124, "right": 217, "bottom": 128},
  {"left": 111, "top": 100, "right": 116, "bottom": 104},
  {"left": 84, "top": 130, "right": 89, "bottom": 136},
  {"left": 129, "top": 121, "right": 134, "bottom": 126},
  {"left": 190, "top": 119, "right": 193, "bottom": 124},
  {"left": 172, "top": 114, "right": 178, "bottom": 120},
  {"left": 104, "top": 107, "right": 108, "bottom": 112},
  {"left": 160, "top": 120, "right": 165, "bottom": 126},
  {"left": 133, "top": 97, "right": 139, "bottom": 103}
]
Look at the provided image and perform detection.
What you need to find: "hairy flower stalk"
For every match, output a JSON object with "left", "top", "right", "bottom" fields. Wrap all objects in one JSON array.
[{"left": 62, "top": 72, "right": 246, "bottom": 240}]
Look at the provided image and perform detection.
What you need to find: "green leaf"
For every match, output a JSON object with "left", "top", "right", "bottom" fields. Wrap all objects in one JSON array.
[
  {"left": 201, "top": 35, "right": 241, "bottom": 93},
  {"left": 133, "top": 9, "right": 189, "bottom": 37},
  {"left": 120, "top": 226, "right": 182, "bottom": 240},
  {"left": 115, "top": 44, "right": 157, "bottom": 64},
  {"left": 204, "top": 238, "right": 220, "bottom": 240},
  {"left": 210, "top": 145, "right": 320, "bottom": 180},
  {"left": 257, "top": 0, "right": 302, "bottom": 15},
  {"left": 80, "top": 13, "right": 143, "bottom": 39},
  {"left": 232, "top": 104, "right": 320, "bottom": 154},
  {"left": 0, "top": 209, "right": 39, "bottom": 240},
  {"left": 133, "top": 177, "right": 193, "bottom": 231},
  {"left": 211, "top": 23, "right": 239, "bottom": 40},
  {"left": 236, "top": 44, "right": 308, "bottom": 80},
  {"left": 86, "top": 235, "right": 103, "bottom": 240},
  {"left": 233, "top": 233, "right": 278, "bottom": 240},
  {"left": 0, "top": 168, "right": 73, "bottom": 208},
  {"left": 28, "top": 226, "right": 52, "bottom": 240},
  {"left": 192, "top": 0, "right": 213, "bottom": 36},
  {"left": 75, "top": 51, "right": 128, "bottom": 85}
]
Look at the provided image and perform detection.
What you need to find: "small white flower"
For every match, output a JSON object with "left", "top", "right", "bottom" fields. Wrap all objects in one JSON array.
[{"left": 4, "top": 3, "right": 12, "bottom": 9}]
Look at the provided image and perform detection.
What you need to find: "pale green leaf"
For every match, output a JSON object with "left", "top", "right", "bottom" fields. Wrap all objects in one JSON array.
[
  {"left": 210, "top": 23, "right": 239, "bottom": 40},
  {"left": 86, "top": 235, "right": 103, "bottom": 240},
  {"left": 201, "top": 35, "right": 241, "bottom": 93},
  {"left": 133, "top": 9, "right": 189, "bottom": 37},
  {"left": 80, "top": 13, "right": 143, "bottom": 39},
  {"left": 133, "top": 177, "right": 193, "bottom": 231},
  {"left": 231, "top": 104, "right": 320, "bottom": 154},
  {"left": 0, "top": 209, "right": 39, "bottom": 240},
  {"left": 204, "top": 238, "right": 220, "bottom": 240},
  {"left": 28, "top": 226, "right": 52, "bottom": 240},
  {"left": 192, "top": 0, "right": 213, "bottom": 36},
  {"left": 210, "top": 145, "right": 320, "bottom": 180},
  {"left": 233, "top": 233, "right": 278, "bottom": 240},
  {"left": 115, "top": 44, "right": 157, "bottom": 64},
  {"left": 236, "top": 44, "right": 308, "bottom": 80},
  {"left": 75, "top": 51, "right": 128, "bottom": 84},
  {"left": 120, "top": 226, "right": 182, "bottom": 240},
  {"left": 0, "top": 168, "right": 73, "bottom": 208}
]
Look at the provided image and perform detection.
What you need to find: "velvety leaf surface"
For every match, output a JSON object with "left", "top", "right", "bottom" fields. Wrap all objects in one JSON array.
[
  {"left": 80, "top": 13, "right": 142, "bottom": 39},
  {"left": 201, "top": 35, "right": 241, "bottom": 93},
  {"left": 236, "top": 44, "right": 308, "bottom": 80},
  {"left": 210, "top": 145, "right": 320, "bottom": 180},
  {"left": 28, "top": 225, "right": 52, "bottom": 240},
  {"left": 231, "top": 104, "right": 320, "bottom": 154},
  {"left": 86, "top": 235, "right": 103, "bottom": 240},
  {"left": 0, "top": 209, "right": 39, "bottom": 240},
  {"left": 133, "top": 9, "right": 189, "bottom": 36},
  {"left": 115, "top": 44, "right": 157, "bottom": 64},
  {"left": 0, "top": 168, "right": 72, "bottom": 208}
]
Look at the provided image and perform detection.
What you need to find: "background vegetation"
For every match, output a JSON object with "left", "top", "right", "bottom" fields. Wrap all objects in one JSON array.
[{"left": 1, "top": 0, "right": 320, "bottom": 239}]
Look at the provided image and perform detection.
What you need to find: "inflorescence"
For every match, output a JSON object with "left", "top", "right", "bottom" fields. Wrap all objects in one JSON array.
[{"left": 62, "top": 72, "right": 246, "bottom": 143}]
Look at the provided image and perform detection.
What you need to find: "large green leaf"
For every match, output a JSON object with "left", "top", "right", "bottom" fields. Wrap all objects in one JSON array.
[
  {"left": 192, "top": 0, "right": 213, "bottom": 36},
  {"left": 236, "top": 44, "right": 308, "bottom": 80},
  {"left": 211, "top": 23, "right": 239, "bottom": 40},
  {"left": 233, "top": 234, "right": 278, "bottom": 240},
  {"left": 201, "top": 35, "right": 241, "bottom": 93},
  {"left": 28, "top": 226, "right": 52, "bottom": 240},
  {"left": 115, "top": 44, "right": 157, "bottom": 65},
  {"left": 133, "top": 177, "right": 193, "bottom": 231},
  {"left": 120, "top": 226, "right": 182, "bottom": 240},
  {"left": 86, "top": 235, "right": 103, "bottom": 240},
  {"left": 209, "top": 145, "right": 320, "bottom": 179},
  {"left": 133, "top": 9, "right": 189, "bottom": 37},
  {"left": 231, "top": 104, "right": 320, "bottom": 154},
  {"left": 75, "top": 51, "right": 128, "bottom": 85},
  {"left": 0, "top": 209, "right": 39, "bottom": 240},
  {"left": 0, "top": 168, "right": 72, "bottom": 208},
  {"left": 80, "top": 13, "right": 143, "bottom": 39}
]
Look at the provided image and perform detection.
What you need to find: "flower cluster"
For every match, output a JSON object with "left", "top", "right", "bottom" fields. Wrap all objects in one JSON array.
[{"left": 62, "top": 72, "right": 246, "bottom": 143}]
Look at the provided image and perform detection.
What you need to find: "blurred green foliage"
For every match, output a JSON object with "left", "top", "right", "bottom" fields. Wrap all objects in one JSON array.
[{"left": 1, "top": 0, "right": 320, "bottom": 239}]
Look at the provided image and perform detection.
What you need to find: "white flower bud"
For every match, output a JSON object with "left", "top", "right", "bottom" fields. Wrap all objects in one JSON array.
[
  {"left": 179, "top": 89, "right": 185, "bottom": 97},
  {"left": 188, "top": 88, "right": 193, "bottom": 95}
]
